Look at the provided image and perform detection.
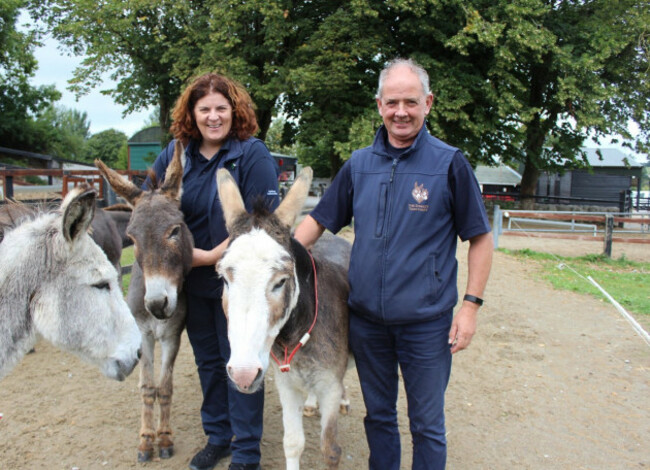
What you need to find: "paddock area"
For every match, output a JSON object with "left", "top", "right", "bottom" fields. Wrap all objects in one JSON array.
[{"left": 1, "top": 236, "right": 649, "bottom": 469}]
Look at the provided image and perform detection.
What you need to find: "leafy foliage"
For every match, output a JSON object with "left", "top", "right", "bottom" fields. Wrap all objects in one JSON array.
[
  {"left": 439, "top": 0, "right": 650, "bottom": 204},
  {"left": 36, "top": 105, "right": 90, "bottom": 159},
  {"left": 82, "top": 129, "right": 127, "bottom": 168},
  {"left": 18, "top": 0, "right": 650, "bottom": 187},
  {"left": 28, "top": 0, "right": 199, "bottom": 132},
  {"left": 0, "top": 0, "right": 60, "bottom": 152}
]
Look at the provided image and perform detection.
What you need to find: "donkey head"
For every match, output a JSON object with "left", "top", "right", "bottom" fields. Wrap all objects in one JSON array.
[
  {"left": 216, "top": 167, "right": 313, "bottom": 393},
  {"left": 0, "top": 185, "right": 142, "bottom": 381},
  {"left": 95, "top": 141, "right": 194, "bottom": 320}
]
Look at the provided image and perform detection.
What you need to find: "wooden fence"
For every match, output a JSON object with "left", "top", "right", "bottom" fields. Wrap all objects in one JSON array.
[
  {"left": 492, "top": 206, "right": 650, "bottom": 256},
  {"left": 0, "top": 167, "right": 147, "bottom": 202}
]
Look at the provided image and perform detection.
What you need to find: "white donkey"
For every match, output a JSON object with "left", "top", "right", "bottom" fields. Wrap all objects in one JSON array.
[
  {"left": 0, "top": 185, "right": 142, "bottom": 381},
  {"left": 217, "top": 167, "right": 350, "bottom": 470}
]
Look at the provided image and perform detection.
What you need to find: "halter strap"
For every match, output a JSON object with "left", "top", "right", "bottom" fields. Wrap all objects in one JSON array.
[{"left": 270, "top": 249, "right": 318, "bottom": 372}]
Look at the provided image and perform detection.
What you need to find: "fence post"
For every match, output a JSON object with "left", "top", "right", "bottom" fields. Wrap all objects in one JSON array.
[
  {"left": 5, "top": 175, "right": 14, "bottom": 200},
  {"left": 46, "top": 161, "right": 54, "bottom": 185},
  {"left": 603, "top": 215, "right": 614, "bottom": 258},
  {"left": 101, "top": 176, "right": 117, "bottom": 206},
  {"left": 492, "top": 205, "right": 501, "bottom": 249},
  {"left": 62, "top": 173, "right": 69, "bottom": 198}
]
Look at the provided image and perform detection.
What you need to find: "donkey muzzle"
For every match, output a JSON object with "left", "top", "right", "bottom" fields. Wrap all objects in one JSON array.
[
  {"left": 227, "top": 365, "right": 263, "bottom": 393},
  {"left": 144, "top": 277, "right": 178, "bottom": 319}
]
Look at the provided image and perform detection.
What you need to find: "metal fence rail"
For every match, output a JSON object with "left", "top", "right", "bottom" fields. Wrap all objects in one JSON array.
[{"left": 492, "top": 206, "right": 650, "bottom": 256}]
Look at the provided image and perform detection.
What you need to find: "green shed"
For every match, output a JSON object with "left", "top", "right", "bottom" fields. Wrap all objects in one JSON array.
[{"left": 128, "top": 126, "right": 163, "bottom": 170}]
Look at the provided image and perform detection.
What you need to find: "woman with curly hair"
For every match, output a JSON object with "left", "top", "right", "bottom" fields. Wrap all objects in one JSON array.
[{"left": 150, "top": 72, "right": 279, "bottom": 470}]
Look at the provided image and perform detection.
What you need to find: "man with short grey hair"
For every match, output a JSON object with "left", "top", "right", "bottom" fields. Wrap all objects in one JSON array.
[{"left": 295, "top": 57, "right": 493, "bottom": 469}]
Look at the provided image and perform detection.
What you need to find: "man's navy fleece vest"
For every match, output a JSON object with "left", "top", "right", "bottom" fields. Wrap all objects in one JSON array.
[{"left": 348, "top": 127, "right": 461, "bottom": 324}]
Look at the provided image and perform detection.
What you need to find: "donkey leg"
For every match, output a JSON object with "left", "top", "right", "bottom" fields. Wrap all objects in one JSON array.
[
  {"left": 339, "top": 387, "right": 350, "bottom": 415},
  {"left": 137, "top": 333, "right": 157, "bottom": 462},
  {"left": 276, "top": 379, "right": 306, "bottom": 470},
  {"left": 303, "top": 392, "right": 318, "bottom": 417},
  {"left": 156, "top": 334, "right": 182, "bottom": 459},
  {"left": 304, "top": 388, "right": 350, "bottom": 416},
  {"left": 317, "top": 382, "right": 344, "bottom": 469}
]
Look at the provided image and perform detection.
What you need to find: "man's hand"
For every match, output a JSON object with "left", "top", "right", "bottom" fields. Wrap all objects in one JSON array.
[{"left": 448, "top": 304, "right": 478, "bottom": 354}]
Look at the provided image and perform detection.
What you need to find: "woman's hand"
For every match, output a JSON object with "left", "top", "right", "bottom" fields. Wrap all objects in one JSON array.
[{"left": 192, "top": 239, "right": 229, "bottom": 267}]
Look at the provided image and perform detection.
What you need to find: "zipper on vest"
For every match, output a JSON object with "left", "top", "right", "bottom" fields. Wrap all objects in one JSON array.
[
  {"left": 380, "top": 157, "right": 400, "bottom": 320},
  {"left": 389, "top": 157, "right": 398, "bottom": 183}
]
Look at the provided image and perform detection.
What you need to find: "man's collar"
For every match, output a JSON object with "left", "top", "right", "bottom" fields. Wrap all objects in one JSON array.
[{"left": 373, "top": 125, "right": 428, "bottom": 157}]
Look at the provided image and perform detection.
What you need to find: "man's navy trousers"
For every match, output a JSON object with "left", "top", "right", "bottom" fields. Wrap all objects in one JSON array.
[{"left": 349, "top": 311, "right": 453, "bottom": 470}]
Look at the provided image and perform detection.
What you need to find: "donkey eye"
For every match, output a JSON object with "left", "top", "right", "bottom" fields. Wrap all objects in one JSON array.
[
  {"left": 273, "top": 278, "right": 287, "bottom": 292},
  {"left": 92, "top": 281, "right": 110, "bottom": 290},
  {"left": 168, "top": 225, "right": 181, "bottom": 240}
]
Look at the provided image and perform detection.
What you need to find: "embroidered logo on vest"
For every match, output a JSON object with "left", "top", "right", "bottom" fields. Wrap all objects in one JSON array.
[{"left": 409, "top": 182, "right": 429, "bottom": 212}]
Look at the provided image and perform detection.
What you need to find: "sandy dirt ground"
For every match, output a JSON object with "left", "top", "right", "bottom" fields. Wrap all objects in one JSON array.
[{"left": 1, "top": 234, "right": 649, "bottom": 469}]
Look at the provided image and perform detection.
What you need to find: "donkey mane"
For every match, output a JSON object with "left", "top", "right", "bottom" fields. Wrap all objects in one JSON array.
[
  {"left": 0, "top": 203, "right": 64, "bottom": 274},
  {"left": 229, "top": 197, "right": 291, "bottom": 245},
  {"left": 143, "top": 168, "right": 162, "bottom": 191},
  {"left": 0, "top": 202, "right": 44, "bottom": 244}
]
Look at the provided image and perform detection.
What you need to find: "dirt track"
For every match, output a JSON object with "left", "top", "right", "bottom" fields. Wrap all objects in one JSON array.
[{"left": 1, "top": 235, "right": 649, "bottom": 469}]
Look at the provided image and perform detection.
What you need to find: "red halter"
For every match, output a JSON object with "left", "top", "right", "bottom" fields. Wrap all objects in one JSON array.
[{"left": 270, "top": 250, "right": 318, "bottom": 373}]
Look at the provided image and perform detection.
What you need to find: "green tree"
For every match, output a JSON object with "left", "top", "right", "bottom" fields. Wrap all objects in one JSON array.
[
  {"left": 265, "top": 116, "right": 296, "bottom": 156},
  {"left": 114, "top": 141, "right": 129, "bottom": 170},
  {"left": 28, "top": 0, "right": 649, "bottom": 185},
  {"left": 0, "top": 0, "right": 60, "bottom": 151},
  {"left": 191, "top": 0, "right": 379, "bottom": 146},
  {"left": 28, "top": 0, "right": 382, "bottom": 171},
  {"left": 28, "top": 0, "right": 206, "bottom": 136},
  {"left": 366, "top": 0, "right": 649, "bottom": 207},
  {"left": 278, "top": 3, "right": 387, "bottom": 176},
  {"left": 333, "top": 108, "right": 381, "bottom": 162},
  {"left": 444, "top": 0, "right": 649, "bottom": 207},
  {"left": 33, "top": 105, "right": 90, "bottom": 159},
  {"left": 82, "top": 129, "right": 127, "bottom": 167},
  {"left": 304, "top": 0, "right": 648, "bottom": 188}
]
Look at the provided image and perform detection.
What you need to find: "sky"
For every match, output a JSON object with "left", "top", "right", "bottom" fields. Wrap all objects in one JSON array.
[{"left": 25, "top": 20, "right": 155, "bottom": 138}]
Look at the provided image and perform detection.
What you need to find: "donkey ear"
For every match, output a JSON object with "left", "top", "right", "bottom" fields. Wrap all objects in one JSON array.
[
  {"left": 95, "top": 159, "right": 143, "bottom": 205},
  {"left": 161, "top": 140, "right": 185, "bottom": 200},
  {"left": 62, "top": 184, "right": 96, "bottom": 243},
  {"left": 274, "top": 167, "right": 313, "bottom": 228},
  {"left": 216, "top": 168, "right": 246, "bottom": 232}
]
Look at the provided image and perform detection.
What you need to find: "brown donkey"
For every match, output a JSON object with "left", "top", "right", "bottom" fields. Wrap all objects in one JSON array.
[{"left": 95, "top": 141, "right": 193, "bottom": 462}]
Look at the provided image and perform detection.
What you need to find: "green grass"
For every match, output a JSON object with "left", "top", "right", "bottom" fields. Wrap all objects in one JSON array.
[
  {"left": 499, "top": 248, "right": 650, "bottom": 317},
  {"left": 120, "top": 246, "right": 134, "bottom": 295},
  {"left": 121, "top": 245, "right": 135, "bottom": 266}
]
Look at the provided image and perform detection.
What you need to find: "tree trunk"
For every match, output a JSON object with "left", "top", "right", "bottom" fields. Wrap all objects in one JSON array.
[
  {"left": 328, "top": 151, "right": 343, "bottom": 179},
  {"left": 257, "top": 106, "right": 273, "bottom": 142},
  {"left": 159, "top": 97, "right": 172, "bottom": 146},
  {"left": 519, "top": 157, "right": 540, "bottom": 210}
]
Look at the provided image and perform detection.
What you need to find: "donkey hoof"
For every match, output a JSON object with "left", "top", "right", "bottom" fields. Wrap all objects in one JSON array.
[
  {"left": 137, "top": 450, "right": 153, "bottom": 462},
  {"left": 303, "top": 406, "right": 318, "bottom": 417},
  {"left": 159, "top": 445, "right": 174, "bottom": 459},
  {"left": 339, "top": 403, "right": 350, "bottom": 415}
]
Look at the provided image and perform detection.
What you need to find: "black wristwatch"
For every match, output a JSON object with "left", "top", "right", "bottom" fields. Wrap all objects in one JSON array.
[{"left": 463, "top": 294, "right": 484, "bottom": 306}]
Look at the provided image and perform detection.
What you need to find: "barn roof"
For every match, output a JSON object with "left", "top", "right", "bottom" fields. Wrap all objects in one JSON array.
[
  {"left": 474, "top": 164, "right": 521, "bottom": 186},
  {"left": 583, "top": 148, "right": 644, "bottom": 168},
  {"left": 128, "top": 126, "right": 162, "bottom": 144}
]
